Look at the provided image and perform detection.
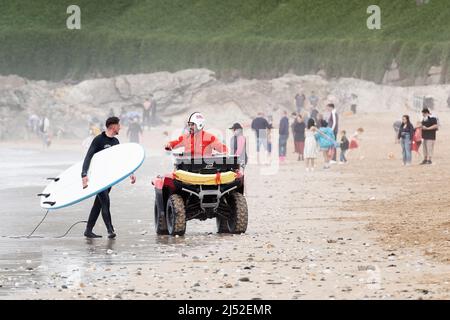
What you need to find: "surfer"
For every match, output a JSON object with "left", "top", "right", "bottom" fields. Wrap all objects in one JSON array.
[{"left": 81, "top": 116, "right": 136, "bottom": 239}]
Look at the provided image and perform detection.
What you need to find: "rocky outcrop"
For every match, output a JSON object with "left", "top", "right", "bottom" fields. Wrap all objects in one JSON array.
[
  {"left": 382, "top": 60, "right": 401, "bottom": 85},
  {"left": 382, "top": 60, "right": 445, "bottom": 86},
  {"left": 426, "top": 65, "right": 443, "bottom": 85},
  {"left": 1, "top": 68, "right": 450, "bottom": 140}
]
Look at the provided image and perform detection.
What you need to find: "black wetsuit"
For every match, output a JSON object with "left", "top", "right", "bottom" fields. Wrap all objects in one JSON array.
[{"left": 82, "top": 132, "right": 119, "bottom": 233}]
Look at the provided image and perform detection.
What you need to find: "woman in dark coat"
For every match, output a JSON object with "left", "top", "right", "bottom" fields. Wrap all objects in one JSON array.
[
  {"left": 398, "top": 115, "right": 415, "bottom": 165},
  {"left": 292, "top": 115, "right": 306, "bottom": 161}
]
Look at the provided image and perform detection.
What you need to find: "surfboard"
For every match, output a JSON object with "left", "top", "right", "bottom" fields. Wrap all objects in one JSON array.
[{"left": 39, "top": 143, "right": 145, "bottom": 210}]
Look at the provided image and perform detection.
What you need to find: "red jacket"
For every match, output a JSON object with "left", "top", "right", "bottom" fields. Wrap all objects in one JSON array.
[{"left": 168, "top": 130, "right": 228, "bottom": 157}]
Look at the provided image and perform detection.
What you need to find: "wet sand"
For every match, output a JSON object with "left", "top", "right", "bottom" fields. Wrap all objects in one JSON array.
[{"left": 1, "top": 112, "right": 450, "bottom": 299}]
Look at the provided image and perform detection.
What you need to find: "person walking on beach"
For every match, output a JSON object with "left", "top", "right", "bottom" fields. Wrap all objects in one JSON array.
[
  {"left": 28, "top": 114, "right": 40, "bottom": 136},
  {"left": 82, "top": 117, "right": 136, "bottom": 239},
  {"left": 327, "top": 103, "right": 339, "bottom": 163},
  {"left": 229, "top": 122, "right": 248, "bottom": 167},
  {"left": 39, "top": 115, "right": 51, "bottom": 148},
  {"left": 267, "top": 115, "right": 274, "bottom": 157},
  {"left": 142, "top": 98, "right": 151, "bottom": 128},
  {"left": 421, "top": 107, "right": 438, "bottom": 165},
  {"left": 315, "top": 120, "right": 335, "bottom": 169},
  {"left": 150, "top": 94, "right": 158, "bottom": 126},
  {"left": 291, "top": 112, "right": 298, "bottom": 153},
  {"left": 309, "top": 91, "right": 319, "bottom": 109},
  {"left": 304, "top": 118, "right": 318, "bottom": 171},
  {"left": 310, "top": 106, "right": 319, "bottom": 124},
  {"left": 411, "top": 121, "right": 423, "bottom": 159},
  {"left": 292, "top": 114, "right": 306, "bottom": 161},
  {"left": 127, "top": 116, "right": 143, "bottom": 143},
  {"left": 393, "top": 120, "right": 402, "bottom": 144},
  {"left": 251, "top": 113, "right": 270, "bottom": 163},
  {"left": 398, "top": 115, "right": 415, "bottom": 166},
  {"left": 295, "top": 93, "right": 306, "bottom": 114},
  {"left": 339, "top": 130, "right": 349, "bottom": 164},
  {"left": 278, "top": 111, "right": 289, "bottom": 163},
  {"left": 347, "top": 127, "right": 364, "bottom": 160}
]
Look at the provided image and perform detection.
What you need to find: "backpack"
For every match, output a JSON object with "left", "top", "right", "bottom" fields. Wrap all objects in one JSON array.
[{"left": 341, "top": 137, "right": 349, "bottom": 150}]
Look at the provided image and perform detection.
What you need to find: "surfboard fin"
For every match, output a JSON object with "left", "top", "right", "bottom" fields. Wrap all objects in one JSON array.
[
  {"left": 43, "top": 201, "right": 56, "bottom": 206},
  {"left": 46, "top": 177, "right": 60, "bottom": 182},
  {"left": 37, "top": 193, "right": 51, "bottom": 198}
]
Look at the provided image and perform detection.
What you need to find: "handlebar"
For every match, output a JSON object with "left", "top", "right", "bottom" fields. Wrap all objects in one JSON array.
[{"left": 169, "top": 151, "right": 227, "bottom": 157}]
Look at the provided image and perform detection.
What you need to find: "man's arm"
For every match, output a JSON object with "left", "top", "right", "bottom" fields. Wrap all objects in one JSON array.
[
  {"left": 81, "top": 139, "right": 99, "bottom": 178},
  {"left": 423, "top": 124, "right": 439, "bottom": 130},
  {"left": 423, "top": 118, "right": 438, "bottom": 130},
  {"left": 165, "top": 135, "right": 184, "bottom": 150},
  {"left": 211, "top": 136, "right": 228, "bottom": 154},
  {"left": 331, "top": 111, "right": 337, "bottom": 131}
]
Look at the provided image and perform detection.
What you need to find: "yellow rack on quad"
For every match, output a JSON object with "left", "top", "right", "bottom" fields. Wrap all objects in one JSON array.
[{"left": 173, "top": 170, "right": 237, "bottom": 185}]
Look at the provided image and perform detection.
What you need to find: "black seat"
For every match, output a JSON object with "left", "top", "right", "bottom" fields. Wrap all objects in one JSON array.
[{"left": 174, "top": 155, "right": 240, "bottom": 174}]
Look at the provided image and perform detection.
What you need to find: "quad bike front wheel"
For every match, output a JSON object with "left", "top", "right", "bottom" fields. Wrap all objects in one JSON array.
[
  {"left": 216, "top": 216, "right": 229, "bottom": 233},
  {"left": 166, "top": 194, "right": 186, "bottom": 236},
  {"left": 154, "top": 203, "right": 168, "bottom": 235},
  {"left": 225, "top": 192, "right": 248, "bottom": 234}
]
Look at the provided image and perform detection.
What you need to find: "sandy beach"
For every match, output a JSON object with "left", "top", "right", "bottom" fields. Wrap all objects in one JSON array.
[{"left": 1, "top": 111, "right": 449, "bottom": 300}]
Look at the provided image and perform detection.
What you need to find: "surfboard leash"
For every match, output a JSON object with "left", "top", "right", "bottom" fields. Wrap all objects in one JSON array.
[
  {"left": 54, "top": 220, "right": 88, "bottom": 238},
  {"left": 3, "top": 210, "right": 87, "bottom": 239},
  {"left": 26, "top": 209, "right": 50, "bottom": 238}
]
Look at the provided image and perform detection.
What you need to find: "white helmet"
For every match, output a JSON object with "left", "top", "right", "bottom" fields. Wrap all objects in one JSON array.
[{"left": 188, "top": 112, "right": 205, "bottom": 131}]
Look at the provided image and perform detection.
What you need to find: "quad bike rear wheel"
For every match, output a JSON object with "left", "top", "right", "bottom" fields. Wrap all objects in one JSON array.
[
  {"left": 154, "top": 203, "right": 168, "bottom": 235},
  {"left": 166, "top": 194, "right": 186, "bottom": 236},
  {"left": 226, "top": 192, "right": 248, "bottom": 234}
]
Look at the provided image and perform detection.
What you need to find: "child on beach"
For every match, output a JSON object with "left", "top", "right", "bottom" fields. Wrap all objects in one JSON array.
[
  {"left": 347, "top": 127, "right": 364, "bottom": 159},
  {"left": 304, "top": 118, "right": 318, "bottom": 171},
  {"left": 315, "top": 119, "right": 336, "bottom": 169},
  {"left": 411, "top": 121, "right": 422, "bottom": 158},
  {"left": 339, "top": 130, "right": 349, "bottom": 164}
]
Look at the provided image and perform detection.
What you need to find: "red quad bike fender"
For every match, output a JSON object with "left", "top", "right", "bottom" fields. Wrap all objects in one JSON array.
[
  {"left": 152, "top": 173, "right": 176, "bottom": 191},
  {"left": 152, "top": 173, "right": 176, "bottom": 217}
]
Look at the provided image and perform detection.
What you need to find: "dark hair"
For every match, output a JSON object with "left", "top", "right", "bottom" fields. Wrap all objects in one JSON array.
[
  {"left": 307, "top": 118, "right": 315, "bottom": 129},
  {"left": 105, "top": 116, "right": 120, "bottom": 128},
  {"left": 320, "top": 119, "right": 328, "bottom": 128},
  {"left": 402, "top": 115, "right": 411, "bottom": 126},
  {"left": 422, "top": 108, "right": 430, "bottom": 114},
  {"left": 327, "top": 103, "right": 335, "bottom": 109}
]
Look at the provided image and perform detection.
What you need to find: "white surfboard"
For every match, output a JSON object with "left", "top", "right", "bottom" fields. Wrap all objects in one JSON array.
[{"left": 39, "top": 143, "right": 145, "bottom": 210}]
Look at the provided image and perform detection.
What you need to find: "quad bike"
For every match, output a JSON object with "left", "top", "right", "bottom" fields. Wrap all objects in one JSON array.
[{"left": 152, "top": 154, "right": 248, "bottom": 236}]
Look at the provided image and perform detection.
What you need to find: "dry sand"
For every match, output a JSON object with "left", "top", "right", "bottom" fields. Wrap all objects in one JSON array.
[{"left": 1, "top": 110, "right": 449, "bottom": 300}]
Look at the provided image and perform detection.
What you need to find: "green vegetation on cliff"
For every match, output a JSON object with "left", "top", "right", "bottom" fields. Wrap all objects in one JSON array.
[{"left": 0, "top": 0, "right": 449, "bottom": 82}]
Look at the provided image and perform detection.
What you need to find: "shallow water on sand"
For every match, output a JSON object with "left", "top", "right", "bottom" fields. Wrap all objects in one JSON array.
[{"left": 0, "top": 146, "right": 231, "bottom": 297}]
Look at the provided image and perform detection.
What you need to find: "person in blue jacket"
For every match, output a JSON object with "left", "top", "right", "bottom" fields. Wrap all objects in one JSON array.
[{"left": 315, "top": 119, "right": 336, "bottom": 169}]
